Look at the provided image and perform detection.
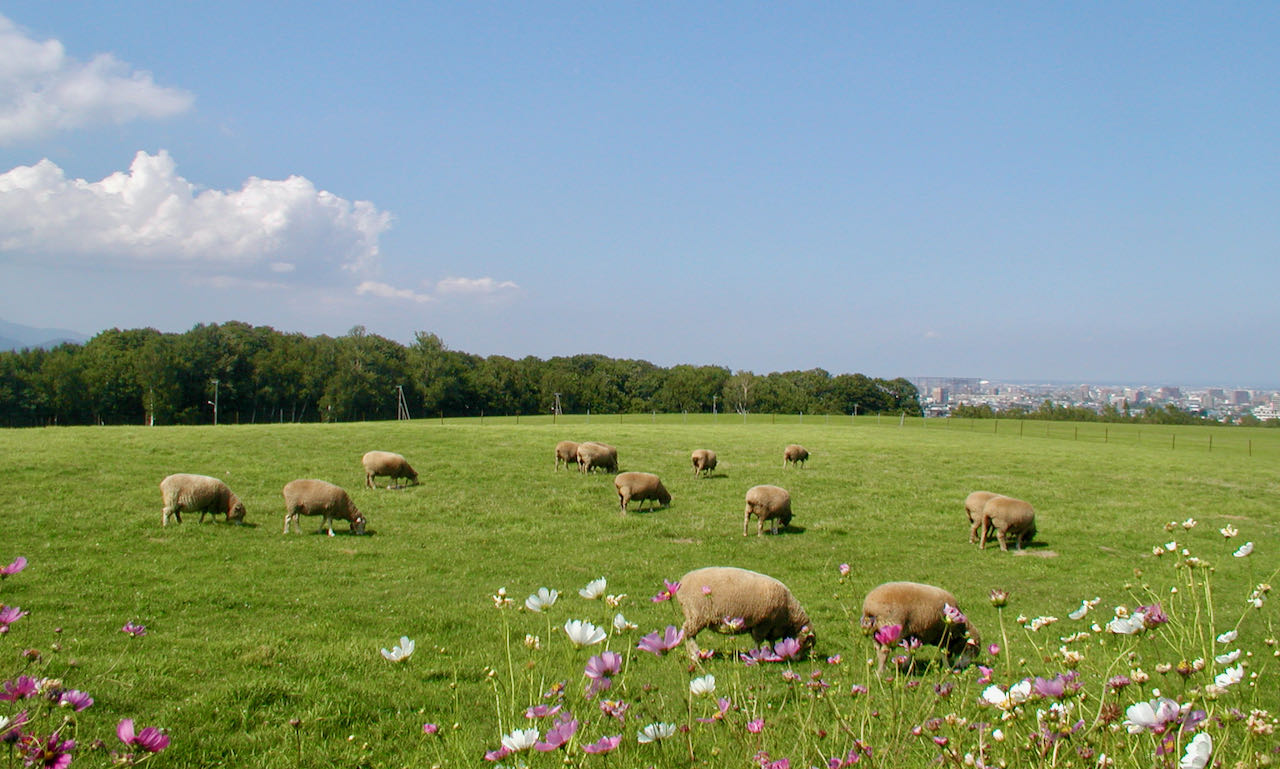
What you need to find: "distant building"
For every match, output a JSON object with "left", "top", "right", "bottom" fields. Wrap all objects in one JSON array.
[
  {"left": 1253, "top": 404, "right": 1280, "bottom": 421},
  {"left": 1232, "top": 390, "right": 1251, "bottom": 405},
  {"left": 1158, "top": 386, "right": 1181, "bottom": 400},
  {"left": 931, "top": 387, "right": 949, "bottom": 403}
]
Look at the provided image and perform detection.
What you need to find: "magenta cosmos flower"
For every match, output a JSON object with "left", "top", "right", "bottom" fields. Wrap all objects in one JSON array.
[
  {"left": 534, "top": 718, "right": 578, "bottom": 751},
  {"left": 650, "top": 580, "right": 681, "bottom": 602},
  {"left": 0, "top": 605, "right": 28, "bottom": 634},
  {"left": 117, "top": 719, "right": 170, "bottom": 753},
  {"left": 120, "top": 622, "right": 147, "bottom": 638},
  {"left": 58, "top": 689, "right": 94, "bottom": 711},
  {"left": 0, "top": 556, "right": 27, "bottom": 578},
  {"left": 872, "top": 624, "right": 902, "bottom": 646},
  {"left": 21, "top": 733, "right": 74, "bottom": 769},
  {"left": 637, "top": 625, "right": 684, "bottom": 655},
  {"left": 0, "top": 675, "right": 38, "bottom": 701},
  {"left": 582, "top": 735, "right": 621, "bottom": 754},
  {"left": 772, "top": 637, "right": 803, "bottom": 660}
]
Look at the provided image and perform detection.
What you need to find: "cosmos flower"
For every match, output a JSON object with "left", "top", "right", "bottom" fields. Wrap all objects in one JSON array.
[
  {"left": 117, "top": 719, "right": 170, "bottom": 752},
  {"left": 746, "top": 718, "right": 765, "bottom": 733},
  {"left": 582, "top": 735, "right": 622, "bottom": 754},
  {"left": 121, "top": 622, "right": 147, "bottom": 637},
  {"left": 689, "top": 674, "right": 716, "bottom": 697},
  {"left": 492, "top": 587, "right": 512, "bottom": 609},
  {"left": 585, "top": 651, "right": 622, "bottom": 680},
  {"left": 599, "top": 699, "right": 629, "bottom": 722},
  {"left": 637, "top": 722, "right": 676, "bottom": 743},
  {"left": 499, "top": 727, "right": 540, "bottom": 753},
  {"left": 0, "top": 557, "right": 26, "bottom": 578},
  {"left": 0, "top": 605, "right": 27, "bottom": 634},
  {"left": 1107, "top": 612, "right": 1146, "bottom": 635},
  {"left": 838, "top": 563, "right": 850, "bottom": 576},
  {"left": 1214, "top": 665, "right": 1244, "bottom": 688},
  {"left": 988, "top": 589, "right": 1009, "bottom": 607},
  {"left": 524, "top": 704, "right": 561, "bottom": 719},
  {"left": 1234, "top": 542, "right": 1254, "bottom": 558},
  {"left": 773, "top": 637, "right": 803, "bottom": 660},
  {"left": 651, "top": 580, "right": 681, "bottom": 603},
  {"left": 1220, "top": 525, "right": 1238, "bottom": 539},
  {"left": 982, "top": 680, "right": 1032, "bottom": 711},
  {"left": 525, "top": 587, "right": 559, "bottom": 612},
  {"left": 422, "top": 723, "right": 439, "bottom": 735},
  {"left": 613, "top": 613, "right": 637, "bottom": 632},
  {"left": 1215, "top": 649, "right": 1241, "bottom": 665},
  {"left": 1216, "top": 629, "right": 1238, "bottom": 643},
  {"left": 720, "top": 616, "right": 746, "bottom": 632},
  {"left": 564, "top": 620, "right": 607, "bottom": 648},
  {"left": 697, "top": 697, "right": 732, "bottom": 723},
  {"left": 872, "top": 624, "right": 902, "bottom": 646},
  {"left": 0, "top": 675, "right": 38, "bottom": 701},
  {"left": 637, "top": 625, "right": 684, "bottom": 655},
  {"left": 1180, "top": 732, "right": 1212, "bottom": 769},
  {"left": 942, "top": 604, "right": 967, "bottom": 625},
  {"left": 534, "top": 718, "right": 578, "bottom": 751},
  {"left": 1124, "top": 697, "right": 1181, "bottom": 734},
  {"left": 20, "top": 732, "right": 74, "bottom": 769},
  {"left": 578, "top": 578, "right": 607, "bottom": 600},
  {"left": 380, "top": 636, "right": 414, "bottom": 662},
  {"left": 58, "top": 690, "right": 93, "bottom": 711}
]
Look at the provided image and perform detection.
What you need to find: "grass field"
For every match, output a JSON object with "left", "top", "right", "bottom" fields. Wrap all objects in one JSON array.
[{"left": 1, "top": 416, "right": 1277, "bottom": 767}]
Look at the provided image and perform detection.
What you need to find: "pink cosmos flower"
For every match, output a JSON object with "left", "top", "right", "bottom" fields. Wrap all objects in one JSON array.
[
  {"left": 942, "top": 604, "right": 967, "bottom": 625},
  {"left": 582, "top": 735, "right": 622, "bottom": 754},
  {"left": 650, "top": 580, "right": 681, "bottom": 603},
  {"left": 599, "top": 699, "right": 629, "bottom": 723},
  {"left": 827, "top": 654, "right": 842, "bottom": 665},
  {"left": 524, "top": 704, "right": 562, "bottom": 720},
  {"left": 116, "top": 719, "right": 170, "bottom": 753},
  {"left": 20, "top": 732, "right": 74, "bottom": 769},
  {"left": 585, "top": 651, "right": 622, "bottom": 680},
  {"left": 422, "top": 723, "right": 439, "bottom": 735},
  {"left": 534, "top": 718, "right": 578, "bottom": 751},
  {"left": 976, "top": 666, "right": 994, "bottom": 685},
  {"left": 0, "top": 556, "right": 26, "bottom": 578},
  {"left": 58, "top": 690, "right": 94, "bottom": 711},
  {"left": 637, "top": 625, "right": 684, "bottom": 655},
  {"left": 0, "top": 605, "right": 28, "bottom": 634},
  {"left": 740, "top": 646, "right": 782, "bottom": 665},
  {"left": 0, "top": 675, "right": 38, "bottom": 701},
  {"left": 987, "top": 643, "right": 1000, "bottom": 657},
  {"left": 697, "top": 697, "right": 732, "bottom": 723},
  {"left": 839, "top": 563, "right": 851, "bottom": 576},
  {"left": 121, "top": 622, "right": 147, "bottom": 637},
  {"left": 484, "top": 746, "right": 511, "bottom": 761},
  {"left": 850, "top": 684, "right": 868, "bottom": 695},
  {"left": 747, "top": 718, "right": 765, "bottom": 733},
  {"left": 988, "top": 589, "right": 1009, "bottom": 607},
  {"left": 773, "top": 637, "right": 802, "bottom": 660},
  {"left": 872, "top": 624, "right": 902, "bottom": 647}
]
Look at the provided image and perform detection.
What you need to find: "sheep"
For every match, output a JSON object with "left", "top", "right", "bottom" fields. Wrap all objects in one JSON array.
[
  {"left": 743, "top": 485, "right": 793, "bottom": 536},
  {"left": 676, "top": 566, "right": 815, "bottom": 661},
  {"left": 691, "top": 449, "right": 718, "bottom": 477},
  {"left": 576, "top": 441, "right": 618, "bottom": 474},
  {"left": 362, "top": 450, "right": 419, "bottom": 489},
  {"left": 554, "top": 441, "right": 580, "bottom": 470},
  {"left": 860, "top": 581, "right": 980, "bottom": 675},
  {"left": 159, "top": 473, "right": 246, "bottom": 526},
  {"left": 783, "top": 444, "right": 809, "bottom": 468},
  {"left": 964, "top": 491, "right": 1000, "bottom": 531},
  {"left": 974, "top": 495, "right": 1037, "bottom": 551},
  {"left": 282, "top": 479, "right": 367, "bottom": 536},
  {"left": 614, "top": 472, "right": 671, "bottom": 513}
]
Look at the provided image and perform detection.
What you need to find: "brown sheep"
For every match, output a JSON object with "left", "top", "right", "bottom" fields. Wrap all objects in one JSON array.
[
  {"left": 554, "top": 441, "right": 580, "bottom": 470},
  {"left": 362, "top": 451, "right": 419, "bottom": 489},
  {"left": 964, "top": 491, "right": 1000, "bottom": 532},
  {"left": 860, "top": 581, "right": 980, "bottom": 675},
  {"left": 691, "top": 449, "right": 718, "bottom": 477},
  {"left": 783, "top": 444, "right": 809, "bottom": 468},
  {"left": 614, "top": 472, "right": 671, "bottom": 513},
  {"left": 677, "top": 566, "right": 815, "bottom": 660},
  {"left": 159, "top": 473, "right": 246, "bottom": 526},
  {"left": 743, "top": 485, "right": 793, "bottom": 536},
  {"left": 975, "top": 496, "right": 1036, "bottom": 551},
  {"left": 282, "top": 479, "right": 367, "bottom": 536},
  {"left": 576, "top": 441, "right": 618, "bottom": 474}
]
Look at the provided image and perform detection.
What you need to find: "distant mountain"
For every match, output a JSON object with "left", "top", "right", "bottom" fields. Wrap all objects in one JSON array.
[{"left": 0, "top": 319, "right": 88, "bottom": 351}]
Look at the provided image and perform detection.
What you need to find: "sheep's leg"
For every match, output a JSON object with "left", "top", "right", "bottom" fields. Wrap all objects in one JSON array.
[
  {"left": 996, "top": 527, "right": 1009, "bottom": 552},
  {"left": 978, "top": 517, "right": 991, "bottom": 550},
  {"left": 283, "top": 513, "right": 292, "bottom": 534},
  {"left": 618, "top": 494, "right": 627, "bottom": 514},
  {"left": 324, "top": 515, "right": 336, "bottom": 537},
  {"left": 969, "top": 518, "right": 982, "bottom": 544},
  {"left": 743, "top": 510, "right": 750, "bottom": 536},
  {"left": 875, "top": 643, "right": 890, "bottom": 675}
]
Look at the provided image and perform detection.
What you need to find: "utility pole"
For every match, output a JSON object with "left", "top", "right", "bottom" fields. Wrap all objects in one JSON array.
[
  {"left": 553, "top": 392, "right": 562, "bottom": 423},
  {"left": 209, "top": 378, "right": 219, "bottom": 426},
  {"left": 396, "top": 385, "right": 411, "bottom": 420},
  {"left": 712, "top": 395, "right": 717, "bottom": 415}
]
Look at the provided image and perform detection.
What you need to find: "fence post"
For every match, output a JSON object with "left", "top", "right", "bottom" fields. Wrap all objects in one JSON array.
[
  {"left": 1172, "top": 434, "right": 1176, "bottom": 450},
  {"left": 1104, "top": 427, "right": 1108, "bottom": 443},
  {"left": 994, "top": 419, "right": 998, "bottom": 434},
  {"left": 1208, "top": 435, "right": 1212, "bottom": 452},
  {"left": 1020, "top": 421, "right": 1024, "bottom": 437},
  {"left": 1249, "top": 439, "right": 1252, "bottom": 456}
]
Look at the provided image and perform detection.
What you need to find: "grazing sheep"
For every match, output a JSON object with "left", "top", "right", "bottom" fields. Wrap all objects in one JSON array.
[
  {"left": 743, "top": 485, "right": 793, "bottom": 536},
  {"left": 614, "top": 472, "right": 671, "bottom": 513},
  {"left": 860, "top": 581, "right": 980, "bottom": 675},
  {"left": 964, "top": 491, "right": 1001, "bottom": 530},
  {"left": 783, "top": 444, "right": 809, "bottom": 468},
  {"left": 159, "top": 473, "right": 246, "bottom": 526},
  {"left": 362, "top": 450, "right": 419, "bottom": 489},
  {"left": 554, "top": 441, "right": 580, "bottom": 471},
  {"left": 691, "top": 449, "right": 718, "bottom": 477},
  {"left": 282, "top": 479, "right": 367, "bottom": 536},
  {"left": 975, "top": 495, "right": 1037, "bottom": 551},
  {"left": 676, "top": 566, "right": 815, "bottom": 660},
  {"left": 576, "top": 441, "right": 619, "bottom": 474}
]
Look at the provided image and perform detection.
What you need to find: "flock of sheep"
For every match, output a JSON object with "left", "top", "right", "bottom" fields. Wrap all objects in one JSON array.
[
  {"left": 550, "top": 438, "right": 1036, "bottom": 673},
  {"left": 158, "top": 436, "right": 1037, "bottom": 675}
]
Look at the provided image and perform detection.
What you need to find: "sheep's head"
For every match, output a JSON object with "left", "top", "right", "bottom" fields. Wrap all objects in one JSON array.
[
  {"left": 229, "top": 499, "right": 247, "bottom": 522},
  {"left": 859, "top": 614, "right": 876, "bottom": 636},
  {"left": 351, "top": 511, "right": 367, "bottom": 535},
  {"left": 658, "top": 486, "right": 672, "bottom": 504},
  {"left": 780, "top": 509, "right": 794, "bottom": 528},
  {"left": 798, "top": 625, "right": 817, "bottom": 656},
  {"left": 407, "top": 470, "right": 420, "bottom": 485}
]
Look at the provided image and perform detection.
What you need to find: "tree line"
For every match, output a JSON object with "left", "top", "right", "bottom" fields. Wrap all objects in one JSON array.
[
  {"left": 950, "top": 400, "right": 1274, "bottom": 426},
  {"left": 0, "top": 322, "right": 922, "bottom": 427}
]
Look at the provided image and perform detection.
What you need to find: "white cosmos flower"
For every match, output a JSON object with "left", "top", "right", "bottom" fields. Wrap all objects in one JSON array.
[
  {"left": 579, "top": 577, "right": 607, "bottom": 600},
  {"left": 1068, "top": 602, "right": 1090, "bottom": 621},
  {"left": 1216, "top": 630, "right": 1238, "bottom": 644},
  {"left": 1124, "top": 697, "right": 1181, "bottom": 734},
  {"left": 564, "top": 619, "right": 607, "bottom": 648},
  {"left": 380, "top": 636, "right": 415, "bottom": 662},
  {"left": 1107, "top": 612, "right": 1146, "bottom": 635},
  {"left": 501, "top": 727, "right": 540, "bottom": 752},
  {"left": 1234, "top": 542, "right": 1254, "bottom": 558},
  {"left": 982, "top": 680, "right": 1031, "bottom": 710},
  {"left": 689, "top": 674, "right": 716, "bottom": 696},
  {"left": 637, "top": 722, "right": 677, "bottom": 743},
  {"left": 525, "top": 587, "right": 559, "bottom": 612},
  {"left": 1220, "top": 525, "right": 1238, "bottom": 538},
  {"left": 1180, "top": 732, "right": 1212, "bottom": 769},
  {"left": 1214, "top": 665, "right": 1244, "bottom": 688},
  {"left": 613, "top": 613, "right": 637, "bottom": 632},
  {"left": 1214, "top": 649, "right": 1241, "bottom": 665}
]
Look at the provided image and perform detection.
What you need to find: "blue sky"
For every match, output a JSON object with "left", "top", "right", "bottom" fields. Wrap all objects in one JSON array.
[{"left": 1, "top": 3, "right": 1276, "bottom": 386}]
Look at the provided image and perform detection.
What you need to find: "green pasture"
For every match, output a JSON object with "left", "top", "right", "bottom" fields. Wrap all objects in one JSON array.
[{"left": 1, "top": 417, "right": 1277, "bottom": 767}]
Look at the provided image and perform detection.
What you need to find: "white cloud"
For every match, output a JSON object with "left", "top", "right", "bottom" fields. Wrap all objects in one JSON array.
[
  {"left": 0, "top": 150, "right": 392, "bottom": 280},
  {"left": 355, "top": 281, "right": 434, "bottom": 304},
  {"left": 0, "top": 14, "right": 194, "bottom": 143},
  {"left": 436, "top": 276, "right": 520, "bottom": 295}
]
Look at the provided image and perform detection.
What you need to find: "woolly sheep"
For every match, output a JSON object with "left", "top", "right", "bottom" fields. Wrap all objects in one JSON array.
[
  {"left": 691, "top": 449, "right": 718, "bottom": 477},
  {"left": 743, "top": 484, "right": 793, "bottom": 536},
  {"left": 974, "top": 495, "right": 1037, "bottom": 551},
  {"left": 860, "top": 581, "right": 980, "bottom": 675},
  {"left": 282, "top": 479, "right": 367, "bottom": 537},
  {"left": 362, "top": 450, "right": 419, "bottom": 489},
  {"left": 554, "top": 441, "right": 580, "bottom": 471},
  {"left": 783, "top": 444, "right": 809, "bottom": 468},
  {"left": 676, "top": 566, "right": 815, "bottom": 661},
  {"left": 964, "top": 491, "right": 1000, "bottom": 529},
  {"left": 576, "top": 441, "right": 618, "bottom": 474},
  {"left": 159, "top": 473, "right": 246, "bottom": 526},
  {"left": 614, "top": 472, "right": 671, "bottom": 513}
]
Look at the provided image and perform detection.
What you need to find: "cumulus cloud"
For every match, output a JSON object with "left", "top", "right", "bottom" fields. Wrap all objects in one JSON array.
[
  {"left": 356, "top": 281, "right": 434, "bottom": 304},
  {"left": 436, "top": 276, "right": 520, "bottom": 295},
  {"left": 0, "top": 150, "right": 392, "bottom": 279},
  {"left": 0, "top": 14, "right": 194, "bottom": 143}
]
